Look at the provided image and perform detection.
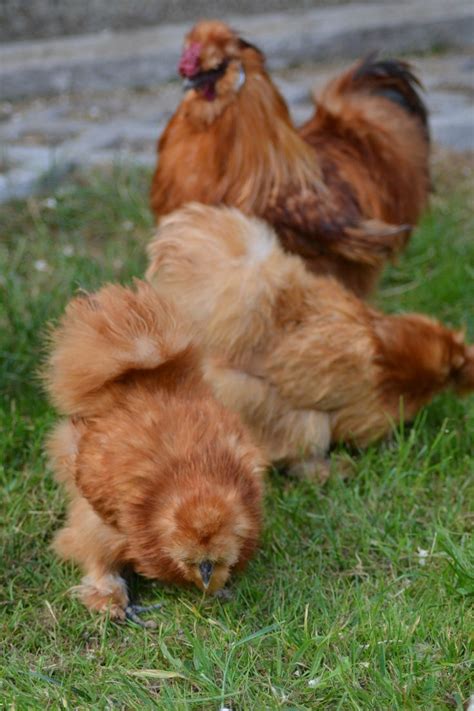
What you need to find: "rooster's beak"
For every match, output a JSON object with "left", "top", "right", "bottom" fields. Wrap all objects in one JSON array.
[
  {"left": 199, "top": 560, "right": 214, "bottom": 588},
  {"left": 182, "top": 62, "right": 229, "bottom": 92},
  {"left": 182, "top": 72, "right": 211, "bottom": 91},
  {"left": 183, "top": 76, "right": 198, "bottom": 91}
]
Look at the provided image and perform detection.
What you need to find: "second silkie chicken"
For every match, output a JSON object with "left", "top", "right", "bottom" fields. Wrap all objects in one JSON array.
[{"left": 147, "top": 205, "right": 474, "bottom": 477}]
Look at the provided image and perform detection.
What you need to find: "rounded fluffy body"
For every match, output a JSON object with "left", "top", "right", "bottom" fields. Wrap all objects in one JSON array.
[
  {"left": 147, "top": 204, "right": 474, "bottom": 464},
  {"left": 46, "top": 281, "right": 265, "bottom": 618}
]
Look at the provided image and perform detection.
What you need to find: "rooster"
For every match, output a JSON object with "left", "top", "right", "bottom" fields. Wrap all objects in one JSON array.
[
  {"left": 147, "top": 204, "right": 473, "bottom": 477},
  {"left": 45, "top": 281, "right": 264, "bottom": 622},
  {"left": 150, "top": 20, "right": 430, "bottom": 297}
]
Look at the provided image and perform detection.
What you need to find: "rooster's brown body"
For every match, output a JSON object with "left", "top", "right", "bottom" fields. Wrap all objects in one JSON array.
[{"left": 150, "top": 21, "right": 429, "bottom": 296}]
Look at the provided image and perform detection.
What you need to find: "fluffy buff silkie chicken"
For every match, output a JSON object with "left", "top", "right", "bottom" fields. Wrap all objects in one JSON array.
[
  {"left": 147, "top": 204, "right": 474, "bottom": 477},
  {"left": 44, "top": 281, "right": 264, "bottom": 623},
  {"left": 150, "top": 20, "right": 430, "bottom": 297}
]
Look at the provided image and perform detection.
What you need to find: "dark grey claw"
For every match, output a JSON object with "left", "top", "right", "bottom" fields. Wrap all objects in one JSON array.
[
  {"left": 129, "top": 603, "right": 163, "bottom": 613},
  {"left": 213, "top": 588, "right": 233, "bottom": 602},
  {"left": 125, "top": 603, "right": 162, "bottom": 628}
]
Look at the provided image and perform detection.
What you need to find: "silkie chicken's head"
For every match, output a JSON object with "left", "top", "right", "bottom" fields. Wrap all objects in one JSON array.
[
  {"left": 178, "top": 20, "right": 262, "bottom": 104},
  {"left": 166, "top": 482, "right": 261, "bottom": 593},
  {"left": 131, "top": 444, "right": 264, "bottom": 593}
]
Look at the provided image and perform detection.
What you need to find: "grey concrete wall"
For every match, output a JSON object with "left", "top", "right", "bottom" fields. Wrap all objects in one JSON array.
[
  {"left": 1, "top": 0, "right": 391, "bottom": 42},
  {"left": 2, "top": 0, "right": 473, "bottom": 101}
]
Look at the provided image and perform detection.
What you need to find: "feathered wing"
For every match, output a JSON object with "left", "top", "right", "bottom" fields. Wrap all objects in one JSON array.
[
  {"left": 44, "top": 280, "right": 194, "bottom": 418},
  {"left": 265, "top": 183, "right": 411, "bottom": 266}
]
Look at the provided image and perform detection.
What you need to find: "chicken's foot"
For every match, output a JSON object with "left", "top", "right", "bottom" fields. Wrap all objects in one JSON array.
[{"left": 125, "top": 603, "right": 163, "bottom": 628}]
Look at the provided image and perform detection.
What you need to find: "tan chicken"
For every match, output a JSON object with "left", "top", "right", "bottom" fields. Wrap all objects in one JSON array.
[
  {"left": 147, "top": 205, "right": 473, "bottom": 477},
  {"left": 44, "top": 281, "right": 265, "bottom": 622},
  {"left": 150, "top": 20, "right": 429, "bottom": 297}
]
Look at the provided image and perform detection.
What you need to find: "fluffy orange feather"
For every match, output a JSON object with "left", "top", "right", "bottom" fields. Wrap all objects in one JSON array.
[
  {"left": 147, "top": 204, "right": 473, "bottom": 476},
  {"left": 150, "top": 20, "right": 429, "bottom": 296},
  {"left": 44, "top": 281, "right": 264, "bottom": 620}
]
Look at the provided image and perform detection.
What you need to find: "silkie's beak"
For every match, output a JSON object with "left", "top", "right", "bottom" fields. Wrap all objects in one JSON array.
[{"left": 199, "top": 559, "right": 214, "bottom": 588}]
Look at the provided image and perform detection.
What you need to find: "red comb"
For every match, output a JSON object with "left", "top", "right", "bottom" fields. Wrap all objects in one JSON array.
[{"left": 178, "top": 42, "right": 202, "bottom": 78}]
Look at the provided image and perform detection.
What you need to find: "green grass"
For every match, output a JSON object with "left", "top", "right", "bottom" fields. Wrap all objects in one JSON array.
[{"left": 1, "top": 163, "right": 473, "bottom": 710}]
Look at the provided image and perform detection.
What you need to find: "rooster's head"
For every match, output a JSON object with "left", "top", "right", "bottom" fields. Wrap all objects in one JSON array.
[{"left": 178, "top": 20, "right": 262, "bottom": 105}]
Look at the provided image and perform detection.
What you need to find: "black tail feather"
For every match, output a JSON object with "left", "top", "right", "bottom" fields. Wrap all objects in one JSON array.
[{"left": 354, "top": 54, "right": 429, "bottom": 136}]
